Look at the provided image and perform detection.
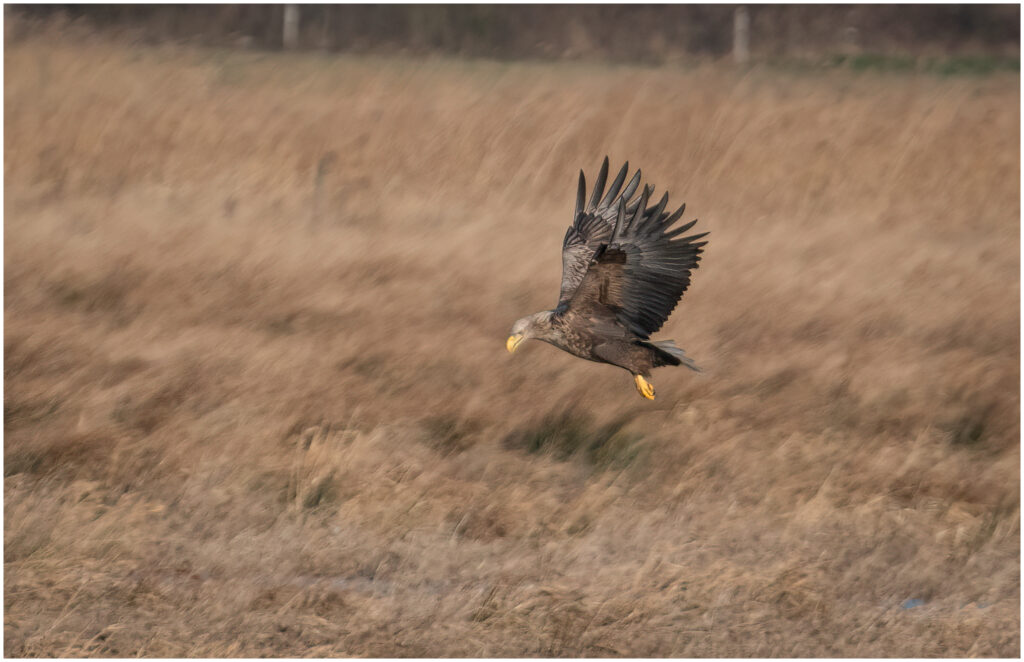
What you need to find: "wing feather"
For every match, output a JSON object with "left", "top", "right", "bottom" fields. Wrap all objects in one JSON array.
[
  {"left": 599, "top": 161, "right": 630, "bottom": 210},
  {"left": 574, "top": 170, "right": 586, "bottom": 220},
  {"left": 557, "top": 159, "right": 707, "bottom": 337},
  {"left": 558, "top": 158, "right": 642, "bottom": 307},
  {"left": 562, "top": 180, "right": 707, "bottom": 338},
  {"left": 620, "top": 170, "right": 643, "bottom": 205},
  {"left": 587, "top": 157, "right": 609, "bottom": 211}
]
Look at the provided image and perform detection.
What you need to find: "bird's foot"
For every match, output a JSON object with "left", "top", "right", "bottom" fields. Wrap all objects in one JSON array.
[{"left": 634, "top": 374, "right": 655, "bottom": 400}]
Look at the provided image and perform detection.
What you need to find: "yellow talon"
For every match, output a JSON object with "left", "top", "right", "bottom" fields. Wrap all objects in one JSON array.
[{"left": 634, "top": 374, "right": 655, "bottom": 400}]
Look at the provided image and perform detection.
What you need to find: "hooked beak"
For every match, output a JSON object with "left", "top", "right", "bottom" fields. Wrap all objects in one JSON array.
[{"left": 506, "top": 333, "right": 525, "bottom": 353}]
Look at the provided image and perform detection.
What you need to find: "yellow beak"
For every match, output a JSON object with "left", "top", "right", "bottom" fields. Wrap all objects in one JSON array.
[{"left": 506, "top": 334, "right": 524, "bottom": 353}]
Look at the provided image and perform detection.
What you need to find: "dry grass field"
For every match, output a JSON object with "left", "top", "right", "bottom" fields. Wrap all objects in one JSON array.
[{"left": 4, "top": 26, "right": 1020, "bottom": 657}]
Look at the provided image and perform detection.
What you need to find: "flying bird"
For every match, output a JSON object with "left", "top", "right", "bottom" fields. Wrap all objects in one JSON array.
[{"left": 506, "top": 157, "right": 708, "bottom": 400}]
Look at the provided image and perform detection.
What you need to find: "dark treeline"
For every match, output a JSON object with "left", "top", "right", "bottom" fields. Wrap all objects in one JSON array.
[{"left": 9, "top": 4, "right": 1020, "bottom": 62}]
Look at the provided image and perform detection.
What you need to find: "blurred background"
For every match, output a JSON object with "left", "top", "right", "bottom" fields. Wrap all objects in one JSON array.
[
  {"left": 4, "top": 4, "right": 1020, "bottom": 657},
  {"left": 10, "top": 4, "right": 1023, "bottom": 62}
]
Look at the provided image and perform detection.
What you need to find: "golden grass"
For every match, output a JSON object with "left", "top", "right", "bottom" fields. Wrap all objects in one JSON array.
[{"left": 4, "top": 30, "right": 1020, "bottom": 656}]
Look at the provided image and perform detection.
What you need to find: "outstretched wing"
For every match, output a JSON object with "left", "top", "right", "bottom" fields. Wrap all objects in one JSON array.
[
  {"left": 557, "top": 157, "right": 644, "bottom": 308},
  {"left": 564, "top": 184, "right": 707, "bottom": 339}
]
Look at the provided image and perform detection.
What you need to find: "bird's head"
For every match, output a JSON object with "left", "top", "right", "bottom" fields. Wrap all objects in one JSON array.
[{"left": 506, "top": 311, "right": 555, "bottom": 353}]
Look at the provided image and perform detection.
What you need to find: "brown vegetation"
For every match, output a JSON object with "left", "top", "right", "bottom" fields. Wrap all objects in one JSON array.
[{"left": 4, "top": 28, "right": 1020, "bottom": 656}]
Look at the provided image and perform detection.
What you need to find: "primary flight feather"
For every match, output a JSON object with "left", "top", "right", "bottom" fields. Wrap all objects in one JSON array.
[{"left": 507, "top": 157, "right": 708, "bottom": 399}]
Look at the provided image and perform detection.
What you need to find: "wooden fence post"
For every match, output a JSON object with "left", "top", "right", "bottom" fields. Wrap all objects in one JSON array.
[
  {"left": 283, "top": 4, "right": 299, "bottom": 49},
  {"left": 733, "top": 6, "right": 750, "bottom": 65}
]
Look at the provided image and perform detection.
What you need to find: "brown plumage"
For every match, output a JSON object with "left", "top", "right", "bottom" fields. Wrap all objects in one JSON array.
[{"left": 506, "top": 157, "right": 708, "bottom": 399}]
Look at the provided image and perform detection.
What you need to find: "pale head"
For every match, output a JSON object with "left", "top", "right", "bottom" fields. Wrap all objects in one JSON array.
[{"left": 506, "top": 311, "right": 556, "bottom": 353}]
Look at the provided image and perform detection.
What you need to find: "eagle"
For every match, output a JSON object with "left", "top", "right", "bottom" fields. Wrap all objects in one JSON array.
[{"left": 506, "top": 158, "right": 708, "bottom": 400}]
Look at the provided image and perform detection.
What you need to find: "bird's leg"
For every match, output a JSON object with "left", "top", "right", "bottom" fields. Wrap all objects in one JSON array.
[{"left": 634, "top": 374, "right": 655, "bottom": 400}]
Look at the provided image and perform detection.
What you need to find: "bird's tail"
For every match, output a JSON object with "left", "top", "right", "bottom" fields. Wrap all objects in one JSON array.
[{"left": 647, "top": 340, "right": 701, "bottom": 372}]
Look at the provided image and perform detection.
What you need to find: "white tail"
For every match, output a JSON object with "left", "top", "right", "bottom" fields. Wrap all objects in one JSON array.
[{"left": 651, "top": 340, "right": 701, "bottom": 372}]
